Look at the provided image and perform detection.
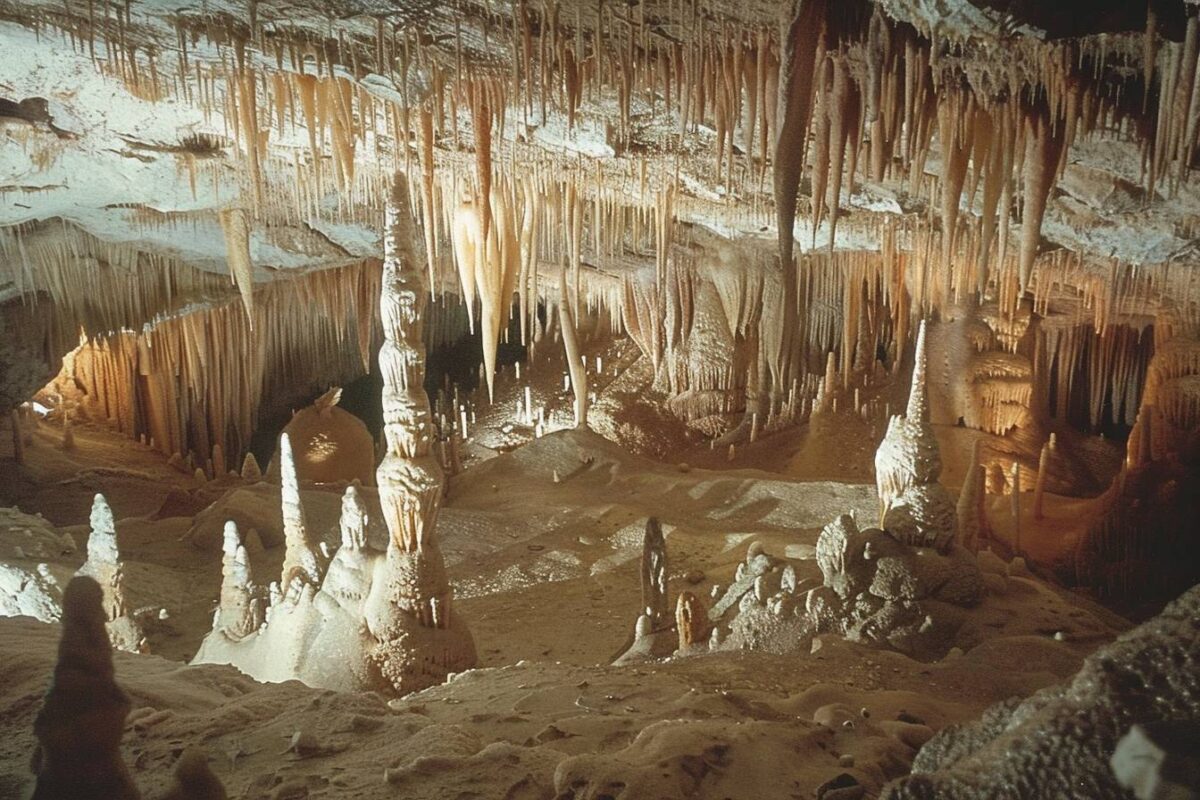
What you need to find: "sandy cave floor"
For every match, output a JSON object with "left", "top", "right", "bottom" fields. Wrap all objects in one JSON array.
[{"left": 0, "top": 412, "right": 1134, "bottom": 799}]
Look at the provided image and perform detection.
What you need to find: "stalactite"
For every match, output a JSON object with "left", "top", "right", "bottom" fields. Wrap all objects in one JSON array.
[
  {"left": 559, "top": 266, "right": 589, "bottom": 428},
  {"left": 219, "top": 208, "right": 255, "bottom": 328},
  {"left": 773, "top": 0, "right": 828, "bottom": 389},
  {"left": 1018, "top": 112, "right": 1065, "bottom": 293}
]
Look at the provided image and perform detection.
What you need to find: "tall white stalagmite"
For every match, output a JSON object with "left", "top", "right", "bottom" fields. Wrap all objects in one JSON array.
[
  {"left": 278, "top": 432, "right": 324, "bottom": 589},
  {"left": 215, "top": 520, "right": 263, "bottom": 641},
  {"left": 873, "top": 320, "right": 957, "bottom": 551},
  {"left": 367, "top": 171, "right": 476, "bottom": 689},
  {"left": 76, "top": 494, "right": 146, "bottom": 654}
]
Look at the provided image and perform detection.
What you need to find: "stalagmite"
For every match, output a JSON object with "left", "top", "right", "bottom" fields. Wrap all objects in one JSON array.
[
  {"left": 30, "top": 577, "right": 140, "bottom": 800},
  {"left": 214, "top": 521, "right": 263, "bottom": 641},
  {"left": 676, "top": 590, "right": 707, "bottom": 651},
  {"left": 76, "top": 494, "right": 145, "bottom": 653},
  {"left": 339, "top": 484, "right": 368, "bottom": 550},
  {"left": 1033, "top": 441, "right": 1051, "bottom": 521},
  {"left": 874, "top": 321, "right": 956, "bottom": 551},
  {"left": 367, "top": 171, "right": 476, "bottom": 689},
  {"left": 277, "top": 433, "right": 325, "bottom": 589},
  {"left": 240, "top": 451, "right": 261, "bottom": 480},
  {"left": 641, "top": 517, "right": 669, "bottom": 630},
  {"left": 193, "top": 174, "right": 475, "bottom": 696},
  {"left": 1011, "top": 462, "right": 1022, "bottom": 554},
  {"left": 957, "top": 441, "right": 988, "bottom": 551}
]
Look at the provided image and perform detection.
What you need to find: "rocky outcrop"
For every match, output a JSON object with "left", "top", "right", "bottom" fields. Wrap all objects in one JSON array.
[
  {"left": 881, "top": 583, "right": 1200, "bottom": 800},
  {"left": 267, "top": 386, "right": 375, "bottom": 486},
  {"left": 806, "top": 514, "right": 983, "bottom": 660},
  {"left": 0, "top": 507, "right": 74, "bottom": 622}
]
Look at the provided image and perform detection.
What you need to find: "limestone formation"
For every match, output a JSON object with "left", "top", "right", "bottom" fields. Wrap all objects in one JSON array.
[
  {"left": 76, "top": 494, "right": 145, "bottom": 653},
  {"left": 269, "top": 387, "right": 375, "bottom": 486},
  {"left": 641, "top": 517, "right": 669, "bottom": 630},
  {"left": 30, "top": 576, "right": 140, "bottom": 800},
  {"left": 366, "top": 172, "right": 476, "bottom": 690},
  {"left": 874, "top": 322, "right": 956, "bottom": 552},
  {"left": 806, "top": 514, "right": 983, "bottom": 660},
  {"left": 193, "top": 173, "right": 474, "bottom": 695},
  {"left": 675, "top": 591, "right": 708, "bottom": 651},
  {"left": 956, "top": 441, "right": 989, "bottom": 551},
  {"left": 212, "top": 521, "right": 264, "bottom": 641},
  {"left": 882, "top": 583, "right": 1200, "bottom": 799},
  {"left": 276, "top": 432, "right": 327, "bottom": 590}
]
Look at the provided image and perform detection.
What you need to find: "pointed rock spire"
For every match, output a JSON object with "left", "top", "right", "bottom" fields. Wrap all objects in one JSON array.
[
  {"left": 906, "top": 319, "right": 930, "bottom": 424},
  {"left": 641, "top": 517, "right": 668, "bottom": 630},
  {"left": 240, "top": 451, "right": 261, "bottom": 480},
  {"left": 215, "top": 521, "right": 262, "bottom": 641},
  {"left": 278, "top": 433, "right": 324, "bottom": 589}
]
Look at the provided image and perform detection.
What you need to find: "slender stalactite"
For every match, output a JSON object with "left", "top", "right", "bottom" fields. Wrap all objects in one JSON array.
[
  {"left": 773, "top": 0, "right": 828, "bottom": 388},
  {"left": 560, "top": 266, "right": 589, "bottom": 428}
]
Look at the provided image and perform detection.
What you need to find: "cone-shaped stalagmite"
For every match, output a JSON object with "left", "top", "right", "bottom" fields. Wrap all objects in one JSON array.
[
  {"left": 215, "top": 521, "right": 263, "bottom": 641},
  {"left": 874, "top": 322, "right": 957, "bottom": 551},
  {"left": 278, "top": 433, "right": 325, "bottom": 590},
  {"left": 30, "top": 577, "right": 140, "bottom": 800},
  {"left": 676, "top": 591, "right": 707, "bottom": 650}
]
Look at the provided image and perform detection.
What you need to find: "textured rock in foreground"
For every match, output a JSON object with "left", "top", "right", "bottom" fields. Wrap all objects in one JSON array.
[{"left": 881, "top": 583, "right": 1200, "bottom": 800}]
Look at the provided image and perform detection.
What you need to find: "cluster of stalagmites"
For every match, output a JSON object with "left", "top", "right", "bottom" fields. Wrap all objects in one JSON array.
[
  {"left": 1, "top": 493, "right": 156, "bottom": 650},
  {"left": 194, "top": 173, "right": 475, "bottom": 696},
  {"left": 618, "top": 323, "right": 994, "bottom": 663},
  {"left": 30, "top": 576, "right": 226, "bottom": 800}
]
